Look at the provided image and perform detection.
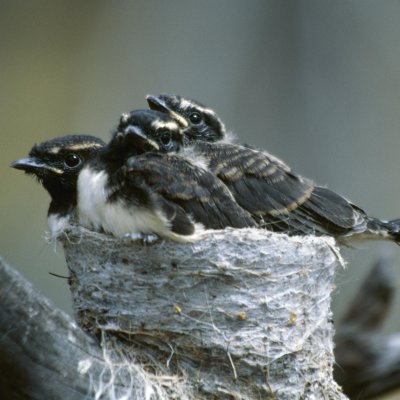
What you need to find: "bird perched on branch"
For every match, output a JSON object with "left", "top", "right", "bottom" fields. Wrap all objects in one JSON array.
[
  {"left": 12, "top": 124, "right": 255, "bottom": 242},
  {"left": 142, "top": 93, "right": 400, "bottom": 244}
]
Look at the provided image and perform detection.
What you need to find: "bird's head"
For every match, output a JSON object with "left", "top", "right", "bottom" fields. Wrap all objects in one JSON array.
[
  {"left": 115, "top": 109, "right": 184, "bottom": 154},
  {"left": 146, "top": 94, "right": 226, "bottom": 143},
  {"left": 11, "top": 135, "right": 105, "bottom": 202}
]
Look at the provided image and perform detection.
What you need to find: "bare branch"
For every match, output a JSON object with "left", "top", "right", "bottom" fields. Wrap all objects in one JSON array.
[{"left": 335, "top": 258, "right": 400, "bottom": 399}]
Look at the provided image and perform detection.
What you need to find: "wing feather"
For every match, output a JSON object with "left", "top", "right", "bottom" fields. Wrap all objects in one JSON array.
[
  {"left": 124, "top": 153, "right": 256, "bottom": 230},
  {"left": 193, "top": 142, "right": 367, "bottom": 236}
]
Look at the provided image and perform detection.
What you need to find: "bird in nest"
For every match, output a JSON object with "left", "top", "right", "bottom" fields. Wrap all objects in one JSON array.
[
  {"left": 110, "top": 93, "right": 400, "bottom": 245},
  {"left": 11, "top": 124, "right": 256, "bottom": 242}
]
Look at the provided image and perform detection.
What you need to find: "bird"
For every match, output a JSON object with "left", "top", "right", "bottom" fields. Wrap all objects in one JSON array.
[
  {"left": 146, "top": 93, "right": 226, "bottom": 143},
  {"left": 12, "top": 122, "right": 256, "bottom": 242},
  {"left": 142, "top": 93, "right": 400, "bottom": 244},
  {"left": 99, "top": 110, "right": 256, "bottom": 240},
  {"left": 11, "top": 135, "right": 105, "bottom": 239}
]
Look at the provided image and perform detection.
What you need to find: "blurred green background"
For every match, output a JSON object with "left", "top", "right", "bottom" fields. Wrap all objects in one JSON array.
[{"left": 2, "top": 0, "right": 400, "bottom": 351}]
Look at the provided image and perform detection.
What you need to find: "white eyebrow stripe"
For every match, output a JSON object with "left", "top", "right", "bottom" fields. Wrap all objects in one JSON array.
[
  {"left": 68, "top": 143, "right": 103, "bottom": 151},
  {"left": 47, "top": 141, "right": 103, "bottom": 154},
  {"left": 179, "top": 98, "right": 194, "bottom": 110},
  {"left": 150, "top": 120, "right": 181, "bottom": 132},
  {"left": 178, "top": 98, "right": 215, "bottom": 115},
  {"left": 198, "top": 106, "right": 215, "bottom": 115},
  {"left": 48, "top": 147, "right": 61, "bottom": 154}
]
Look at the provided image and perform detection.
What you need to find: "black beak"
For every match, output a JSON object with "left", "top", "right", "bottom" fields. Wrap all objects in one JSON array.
[
  {"left": 123, "top": 126, "right": 160, "bottom": 151},
  {"left": 146, "top": 95, "right": 170, "bottom": 113},
  {"left": 146, "top": 95, "right": 188, "bottom": 129},
  {"left": 11, "top": 157, "right": 52, "bottom": 173}
]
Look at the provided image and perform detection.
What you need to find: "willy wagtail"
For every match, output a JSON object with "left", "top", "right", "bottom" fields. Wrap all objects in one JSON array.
[
  {"left": 11, "top": 135, "right": 105, "bottom": 239},
  {"left": 141, "top": 93, "right": 400, "bottom": 244},
  {"left": 13, "top": 125, "right": 255, "bottom": 241}
]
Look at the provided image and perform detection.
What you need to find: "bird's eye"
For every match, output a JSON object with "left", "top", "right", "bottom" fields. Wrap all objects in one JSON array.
[
  {"left": 64, "top": 153, "right": 82, "bottom": 168},
  {"left": 160, "top": 131, "right": 172, "bottom": 146},
  {"left": 189, "top": 112, "right": 202, "bottom": 124}
]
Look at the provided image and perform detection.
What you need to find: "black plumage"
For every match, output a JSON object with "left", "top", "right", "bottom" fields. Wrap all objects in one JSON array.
[
  {"left": 12, "top": 121, "right": 255, "bottom": 242},
  {"left": 111, "top": 110, "right": 256, "bottom": 238},
  {"left": 142, "top": 93, "right": 400, "bottom": 243},
  {"left": 120, "top": 151, "right": 256, "bottom": 231},
  {"left": 11, "top": 135, "right": 105, "bottom": 238}
]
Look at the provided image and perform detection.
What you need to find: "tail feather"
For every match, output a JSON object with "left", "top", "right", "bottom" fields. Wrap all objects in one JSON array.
[{"left": 365, "top": 218, "right": 400, "bottom": 244}]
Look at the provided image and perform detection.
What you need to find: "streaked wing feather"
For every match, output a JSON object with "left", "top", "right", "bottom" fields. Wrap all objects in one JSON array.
[
  {"left": 259, "top": 187, "right": 367, "bottom": 236},
  {"left": 157, "top": 197, "right": 196, "bottom": 236},
  {"left": 124, "top": 153, "right": 255, "bottom": 230},
  {"left": 112, "top": 164, "right": 196, "bottom": 237},
  {"left": 194, "top": 142, "right": 366, "bottom": 236},
  {"left": 194, "top": 142, "right": 314, "bottom": 215},
  {"left": 298, "top": 187, "right": 367, "bottom": 232}
]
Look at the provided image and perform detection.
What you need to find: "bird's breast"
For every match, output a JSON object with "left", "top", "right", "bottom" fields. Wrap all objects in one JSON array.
[{"left": 77, "top": 167, "right": 168, "bottom": 237}]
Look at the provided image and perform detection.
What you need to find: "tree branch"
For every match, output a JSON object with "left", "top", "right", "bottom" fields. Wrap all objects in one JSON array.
[
  {"left": 335, "top": 258, "right": 400, "bottom": 399},
  {"left": 0, "top": 256, "right": 104, "bottom": 399},
  {"left": 0, "top": 257, "right": 172, "bottom": 400}
]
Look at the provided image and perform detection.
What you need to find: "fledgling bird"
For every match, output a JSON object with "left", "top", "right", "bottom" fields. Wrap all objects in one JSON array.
[
  {"left": 141, "top": 93, "right": 400, "bottom": 244},
  {"left": 100, "top": 110, "right": 256, "bottom": 240},
  {"left": 12, "top": 124, "right": 256, "bottom": 242},
  {"left": 146, "top": 94, "right": 227, "bottom": 143},
  {"left": 11, "top": 135, "right": 105, "bottom": 239}
]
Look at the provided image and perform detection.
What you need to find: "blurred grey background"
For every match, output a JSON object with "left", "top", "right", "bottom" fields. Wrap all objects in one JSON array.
[{"left": 2, "top": 0, "right": 400, "bottom": 346}]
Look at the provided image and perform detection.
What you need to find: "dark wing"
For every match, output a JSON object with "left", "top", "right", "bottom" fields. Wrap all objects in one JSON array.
[
  {"left": 114, "top": 162, "right": 196, "bottom": 237},
  {"left": 124, "top": 153, "right": 256, "bottom": 230},
  {"left": 194, "top": 142, "right": 367, "bottom": 236},
  {"left": 265, "top": 186, "right": 368, "bottom": 236},
  {"left": 195, "top": 141, "right": 314, "bottom": 214}
]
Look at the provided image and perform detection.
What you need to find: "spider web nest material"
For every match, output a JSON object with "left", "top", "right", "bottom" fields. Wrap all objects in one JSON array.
[
  {"left": 60, "top": 225, "right": 348, "bottom": 399},
  {"left": 78, "top": 331, "right": 187, "bottom": 400}
]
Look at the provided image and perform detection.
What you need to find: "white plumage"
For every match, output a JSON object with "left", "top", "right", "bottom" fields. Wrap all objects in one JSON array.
[{"left": 77, "top": 167, "right": 202, "bottom": 242}]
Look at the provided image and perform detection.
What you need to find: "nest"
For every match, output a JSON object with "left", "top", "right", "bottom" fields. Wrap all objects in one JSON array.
[{"left": 61, "top": 226, "right": 347, "bottom": 399}]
